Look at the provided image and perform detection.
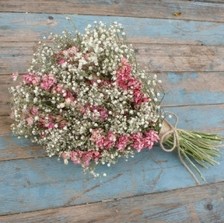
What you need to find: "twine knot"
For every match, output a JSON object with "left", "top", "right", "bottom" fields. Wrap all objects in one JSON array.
[{"left": 159, "top": 112, "right": 200, "bottom": 185}]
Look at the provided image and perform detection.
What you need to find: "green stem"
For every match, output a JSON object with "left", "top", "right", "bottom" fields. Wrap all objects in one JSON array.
[{"left": 164, "top": 128, "right": 223, "bottom": 182}]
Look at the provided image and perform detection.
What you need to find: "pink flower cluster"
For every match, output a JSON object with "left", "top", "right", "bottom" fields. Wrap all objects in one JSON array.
[
  {"left": 23, "top": 73, "right": 56, "bottom": 91},
  {"left": 40, "top": 74, "right": 56, "bottom": 91},
  {"left": 61, "top": 150, "right": 100, "bottom": 167},
  {"left": 39, "top": 115, "right": 56, "bottom": 129},
  {"left": 55, "top": 46, "right": 78, "bottom": 66},
  {"left": 84, "top": 104, "right": 108, "bottom": 121},
  {"left": 132, "top": 130, "right": 159, "bottom": 152},
  {"left": 60, "top": 129, "right": 159, "bottom": 167},
  {"left": 25, "top": 105, "right": 67, "bottom": 130},
  {"left": 116, "top": 58, "right": 150, "bottom": 105},
  {"left": 116, "top": 134, "right": 129, "bottom": 151},
  {"left": 38, "top": 114, "right": 67, "bottom": 130},
  {"left": 26, "top": 106, "right": 39, "bottom": 126},
  {"left": 91, "top": 130, "right": 116, "bottom": 149},
  {"left": 23, "top": 73, "right": 76, "bottom": 104},
  {"left": 91, "top": 129, "right": 159, "bottom": 153},
  {"left": 23, "top": 73, "right": 40, "bottom": 86}
]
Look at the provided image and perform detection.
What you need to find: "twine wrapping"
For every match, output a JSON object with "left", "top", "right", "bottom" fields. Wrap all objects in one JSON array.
[{"left": 159, "top": 112, "right": 200, "bottom": 184}]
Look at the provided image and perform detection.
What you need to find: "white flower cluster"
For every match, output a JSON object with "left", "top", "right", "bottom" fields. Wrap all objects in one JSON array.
[{"left": 10, "top": 22, "right": 163, "bottom": 173}]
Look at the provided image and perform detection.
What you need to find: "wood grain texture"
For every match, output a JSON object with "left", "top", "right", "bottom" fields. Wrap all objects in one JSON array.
[
  {"left": 0, "top": 105, "right": 223, "bottom": 215},
  {"left": 1, "top": 0, "right": 224, "bottom": 23},
  {"left": 1, "top": 181, "right": 224, "bottom": 223},
  {"left": 1, "top": 13, "right": 224, "bottom": 46},
  {"left": 0, "top": 144, "right": 223, "bottom": 216},
  {"left": 1, "top": 2, "right": 224, "bottom": 221},
  {"left": 0, "top": 116, "right": 11, "bottom": 134},
  {"left": 2, "top": 42, "right": 224, "bottom": 75}
]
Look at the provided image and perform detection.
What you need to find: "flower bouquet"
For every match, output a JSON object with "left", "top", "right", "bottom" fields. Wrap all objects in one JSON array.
[{"left": 10, "top": 21, "right": 222, "bottom": 183}]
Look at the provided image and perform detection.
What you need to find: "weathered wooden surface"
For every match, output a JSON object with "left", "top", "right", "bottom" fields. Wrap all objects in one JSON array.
[
  {"left": 1, "top": 13, "right": 224, "bottom": 46},
  {"left": 0, "top": 0, "right": 224, "bottom": 222},
  {"left": 1, "top": 181, "right": 224, "bottom": 223},
  {"left": 2, "top": 42, "right": 224, "bottom": 75},
  {"left": 1, "top": 0, "right": 224, "bottom": 23}
]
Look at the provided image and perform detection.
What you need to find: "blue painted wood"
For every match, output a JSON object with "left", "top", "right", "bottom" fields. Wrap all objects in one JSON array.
[
  {"left": 0, "top": 7, "right": 224, "bottom": 219},
  {"left": 1, "top": 180, "right": 224, "bottom": 222},
  {"left": 0, "top": 105, "right": 223, "bottom": 215},
  {"left": 1, "top": 13, "right": 224, "bottom": 46},
  {"left": 161, "top": 72, "right": 224, "bottom": 106},
  {"left": 0, "top": 145, "right": 223, "bottom": 215}
]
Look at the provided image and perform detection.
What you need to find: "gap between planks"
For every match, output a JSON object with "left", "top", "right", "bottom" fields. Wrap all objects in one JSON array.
[
  {"left": 1, "top": 0, "right": 224, "bottom": 23},
  {"left": 0, "top": 180, "right": 223, "bottom": 222},
  {"left": 2, "top": 43, "right": 224, "bottom": 75}
]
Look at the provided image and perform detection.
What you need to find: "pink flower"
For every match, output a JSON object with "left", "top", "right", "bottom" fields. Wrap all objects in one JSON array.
[
  {"left": 91, "top": 129, "right": 103, "bottom": 142},
  {"left": 116, "top": 135, "right": 129, "bottom": 151},
  {"left": 39, "top": 116, "right": 55, "bottom": 129},
  {"left": 116, "top": 57, "right": 132, "bottom": 90},
  {"left": 26, "top": 117, "right": 34, "bottom": 126},
  {"left": 86, "top": 151, "right": 101, "bottom": 165},
  {"left": 127, "top": 77, "right": 141, "bottom": 90},
  {"left": 131, "top": 132, "right": 145, "bottom": 152},
  {"left": 95, "top": 138, "right": 105, "bottom": 149},
  {"left": 144, "top": 130, "right": 159, "bottom": 149},
  {"left": 120, "top": 57, "right": 131, "bottom": 74},
  {"left": 133, "top": 89, "right": 150, "bottom": 105},
  {"left": 12, "top": 72, "right": 19, "bottom": 81},
  {"left": 92, "top": 105, "right": 108, "bottom": 121},
  {"left": 23, "top": 73, "right": 40, "bottom": 85},
  {"left": 45, "top": 122, "right": 55, "bottom": 129},
  {"left": 103, "top": 131, "right": 116, "bottom": 149},
  {"left": 98, "top": 108, "right": 108, "bottom": 121},
  {"left": 30, "top": 106, "right": 39, "bottom": 116},
  {"left": 91, "top": 130, "right": 116, "bottom": 149},
  {"left": 116, "top": 71, "right": 130, "bottom": 90},
  {"left": 63, "top": 46, "right": 78, "bottom": 56},
  {"left": 91, "top": 151, "right": 101, "bottom": 162},
  {"left": 70, "top": 150, "right": 100, "bottom": 167},
  {"left": 58, "top": 120, "right": 67, "bottom": 129},
  {"left": 80, "top": 152, "right": 92, "bottom": 167},
  {"left": 40, "top": 74, "right": 56, "bottom": 91},
  {"left": 58, "top": 58, "right": 67, "bottom": 65},
  {"left": 52, "top": 84, "right": 64, "bottom": 94},
  {"left": 65, "top": 90, "right": 76, "bottom": 101},
  {"left": 70, "top": 151, "right": 82, "bottom": 165},
  {"left": 91, "top": 131, "right": 105, "bottom": 149}
]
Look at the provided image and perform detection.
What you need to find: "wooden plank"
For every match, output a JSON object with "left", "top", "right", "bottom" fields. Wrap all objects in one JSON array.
[
  {"left": 2, "top": 42, "right": 224, "bottom": 75},
  {"left": 0, "top": 104, "right": 223, "bottom": 215},
  {"left": 0, "top": 116, "right": 11, "bottom": 134},
  {"left": 135, "top": 44, "right": 224, "bottom": 72},
  {"left": 1, "top": 13, "right": 224, "bottom": 46},
  {"left": 1, "top": 0, "right": 224, "bottom": 23},
  {"left": 0, "top": 133, "right": 44, "bottom": 161},
  {"left": 0, "top": 142, "right": 223, "bottom": 216},
  {"left": 1, "top": 72, "right": 224, "bottom": 116},
  {"left": 161, "top": 72, "right": 224, "bottom": 106},
  {"left": 0, "top": 181, "right": 224, "bottom": 223}
]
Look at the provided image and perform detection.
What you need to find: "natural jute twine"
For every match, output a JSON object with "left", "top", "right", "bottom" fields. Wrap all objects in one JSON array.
[{"left": 159, "top": 112, "right": 200, "bottom": 184}]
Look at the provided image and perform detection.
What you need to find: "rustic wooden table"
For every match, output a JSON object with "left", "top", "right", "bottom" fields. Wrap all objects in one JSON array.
[{"left": 0, "top": 1, "right": 224, "bottom": 222}]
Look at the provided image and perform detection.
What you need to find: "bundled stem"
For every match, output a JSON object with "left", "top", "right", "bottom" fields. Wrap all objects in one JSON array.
[{"left": 159, "top": 116, "right": 223, "bottom": 184}]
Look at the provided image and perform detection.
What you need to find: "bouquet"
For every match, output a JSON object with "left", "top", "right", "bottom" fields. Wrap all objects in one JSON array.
[{"left": 10, "top": 21, "right": 222, "bottom": 183}]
